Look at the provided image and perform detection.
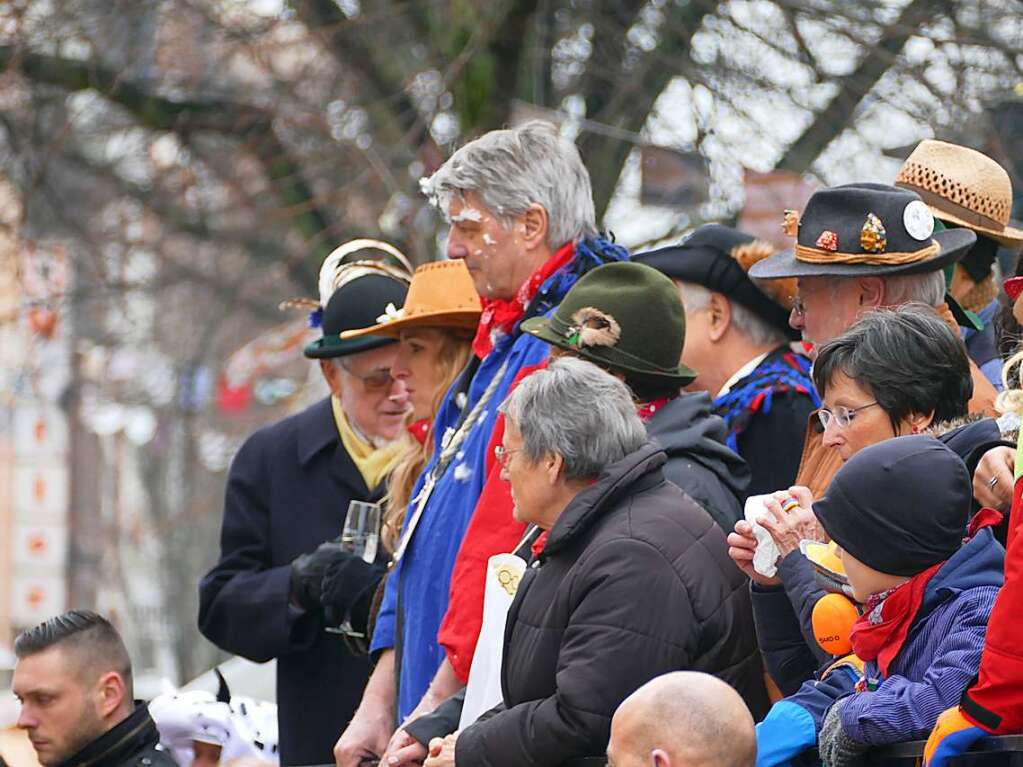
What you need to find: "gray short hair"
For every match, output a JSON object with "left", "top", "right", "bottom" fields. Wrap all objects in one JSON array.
[
  {"left": 501, "top": 357, "right": 646, "bottom": 480},
  {"left": 420, "top": 120, "right": 597, "bottom": 248},
  {"left": 678, "top": 282, "right": 788, "bottom": 347},
  {"left": 882, "top": 270, "right": 947, "bottom": 307}
]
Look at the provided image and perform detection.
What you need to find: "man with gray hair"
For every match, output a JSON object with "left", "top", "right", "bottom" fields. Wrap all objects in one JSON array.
[
  {"left": 636, "top": 225, "right": 820, "bottom": 497},
  {"left": 337, "top": 121, "right": 628, "bottom": 766},
  {"left": 607, "top": 672, "right": 756, "bottom": 767},
  {"left": 744, "top": 183, "right": 994, "bottom": 497}
]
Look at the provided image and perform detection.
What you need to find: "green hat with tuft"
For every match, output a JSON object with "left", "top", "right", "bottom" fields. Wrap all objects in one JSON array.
[{"left": 521, "top": 261, "right": 697, "bottom": 387}]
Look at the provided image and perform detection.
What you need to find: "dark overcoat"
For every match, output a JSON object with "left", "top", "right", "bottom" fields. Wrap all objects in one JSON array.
[{"left": 198, "top": 397, "right": 378, "bottom": 766}]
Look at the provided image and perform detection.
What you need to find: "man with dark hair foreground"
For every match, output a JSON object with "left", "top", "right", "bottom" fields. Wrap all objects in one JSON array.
[
  {"left": 12, "top": 609, "right": 175, "bottom": 767},
  {"left": 607, "top": 672, "right": 756, "bottom": 767}
]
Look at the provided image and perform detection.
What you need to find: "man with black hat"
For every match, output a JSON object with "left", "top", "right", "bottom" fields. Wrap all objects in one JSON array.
[
  {"left": 636, "top": 225, "right": 820, "bottom": 496},
  {"left": 754, "top": 436, "right": 1004, "bottom": 767},
  {"left": 747, "top": 182, "right": 993, "bottom": 497},
  {"left": 198, "top": 247, "right": 412, "bottom": 765}
]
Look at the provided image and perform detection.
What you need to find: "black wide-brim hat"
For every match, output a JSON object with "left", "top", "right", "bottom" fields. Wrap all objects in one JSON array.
[
  {"left": 521, "top": 261, "right": 697, "bottom": 387},
  {"left": 749, "top": 183, "right": 977, "bottom": 280},
  {"left": 635, "top": 224, "right": 799, "bottom": 340},
  {"left": 304, "top": 273, "right": 409, "bottom": 359}
]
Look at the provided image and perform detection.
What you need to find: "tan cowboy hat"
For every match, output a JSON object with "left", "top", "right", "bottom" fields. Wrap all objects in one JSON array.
[
  {"left": 341, "top": 259, "right": 482, "bottom": 339},
  {"left": 896, "top": 139, "right": 1023, "bottom": 248}
]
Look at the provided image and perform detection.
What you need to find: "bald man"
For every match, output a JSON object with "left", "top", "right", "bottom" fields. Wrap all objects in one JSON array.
[{"left": 607, "top": 672, "right": 756, "bottom": 767}]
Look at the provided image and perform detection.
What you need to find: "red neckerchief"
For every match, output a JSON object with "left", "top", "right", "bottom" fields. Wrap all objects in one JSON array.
[
  {"left": 850, "top": 562, "right": 943, "bottom": 678},
  {"left": 472, "top": 241, "right": 575, "bottom": 358},
  {"left": 531, "top": 531, "right": 549, "bottom": 559},
  {"left": 637, "top": 397, "right": 672, "bottom": 422},
  {"left": 408, "top": 418, "right": 430, "bottom": 446},
  {"left": 850, "top": 510, "right": 1003, "bottom": 678}
]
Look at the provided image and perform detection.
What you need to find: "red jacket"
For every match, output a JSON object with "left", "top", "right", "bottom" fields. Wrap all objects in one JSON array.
[{"left": 960, "top": 442, "right": 1023, "bottom": 735}]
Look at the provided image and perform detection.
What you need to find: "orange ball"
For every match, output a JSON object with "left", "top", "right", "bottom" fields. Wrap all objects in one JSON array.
[{"left": 811, "top": 593, "right": 859, "bottom": 656}]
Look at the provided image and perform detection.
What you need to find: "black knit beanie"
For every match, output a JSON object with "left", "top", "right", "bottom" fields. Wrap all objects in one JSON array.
[{"left": 813, "top": 435, "right": 971, "bottom": 577}]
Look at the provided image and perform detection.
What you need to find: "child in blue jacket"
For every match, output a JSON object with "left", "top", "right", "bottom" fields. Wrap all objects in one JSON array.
[{"left": 755, "top": 435, "right": 1004, "bottom": 767}]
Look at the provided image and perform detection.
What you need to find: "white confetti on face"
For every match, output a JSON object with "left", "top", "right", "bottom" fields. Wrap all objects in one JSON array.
[
  {"left": 450, "top": 207, "right": 483, "bottom": 223},
  {"left": 482, "top": 232, "right": 497, "bottom": 246}
]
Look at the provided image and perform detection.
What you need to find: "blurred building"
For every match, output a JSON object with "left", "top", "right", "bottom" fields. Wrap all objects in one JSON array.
[{"left": 0, "top": 181, "right": 72, "bottom": 653}]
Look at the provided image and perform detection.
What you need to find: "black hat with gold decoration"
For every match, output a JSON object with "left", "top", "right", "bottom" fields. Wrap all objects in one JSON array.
[
  {"left": 749, "top": 183, "right": 976, "bottom": 280},
  {"left": 278, "top": 239, "right": 413, "bottom": 359}
]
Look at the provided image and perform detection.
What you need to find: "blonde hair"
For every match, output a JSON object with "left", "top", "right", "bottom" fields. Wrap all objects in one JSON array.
[
  {"left": 997, "top": 348, "right": 1023, "bottom": 415},
  {"left": 382, "top": 329, "right": 474, "bottom": 551}
]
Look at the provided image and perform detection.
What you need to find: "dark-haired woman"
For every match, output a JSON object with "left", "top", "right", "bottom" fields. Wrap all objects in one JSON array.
[{"left": 728, "top": 303, "right": 1002, "bottom": 695}]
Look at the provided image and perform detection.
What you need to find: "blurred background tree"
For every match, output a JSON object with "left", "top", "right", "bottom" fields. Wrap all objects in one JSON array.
[{"left": 0, "top": 0, "right": 1020, "bottom": 686}]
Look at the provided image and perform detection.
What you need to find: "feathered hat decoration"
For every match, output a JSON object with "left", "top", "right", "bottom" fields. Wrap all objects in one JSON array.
[
  {"left": 566, "top": 307, "right": 622, "bottom": 349},
  {"left": 279, "top": 238, "right": 414, "bottom": 327},
  {"left": 730, "top": 240, "right": 797, "bottom": 311}
]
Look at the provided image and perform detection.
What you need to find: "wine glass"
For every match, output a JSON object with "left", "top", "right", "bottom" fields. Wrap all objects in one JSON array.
[
  {"left": 341, "top": 500, "right": 381, "bottom": 565},
  {"left": 325, "top": 500, "right": 382, "bottom": 637}
]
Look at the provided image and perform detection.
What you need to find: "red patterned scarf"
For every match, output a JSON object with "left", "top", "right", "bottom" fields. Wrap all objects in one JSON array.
[
  {"left": 850, "top": 563, "right": 942, "bottom": 678},
  {"left": 473, "top": 241, "right": 575, "bottom": 358},
  {"left": 637, "top": 397, "right": 672, "bottom": 422}
]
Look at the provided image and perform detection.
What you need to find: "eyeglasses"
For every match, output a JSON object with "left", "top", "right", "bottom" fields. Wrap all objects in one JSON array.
[
  {"left": 340, "top": 362, "right": 396, "bottom": 391},
  {"left": 494, "top": 445, "right": 522, "bottom": 468},
  {"left": 817, "top": 402, "right": 880, "bottom": 430}
]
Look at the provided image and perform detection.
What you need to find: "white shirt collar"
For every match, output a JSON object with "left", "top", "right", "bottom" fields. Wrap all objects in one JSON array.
[{"left": 716, "top": 351, "right": 771, "bottom": 398}]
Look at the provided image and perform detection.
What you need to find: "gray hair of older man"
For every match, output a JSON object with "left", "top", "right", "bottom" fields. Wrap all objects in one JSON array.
[
  {"left": 500, "top": 356, "right": 647, "bottom": 480},
  {"left": 420, "top": 120, "right": 598, "bottom": 248}
]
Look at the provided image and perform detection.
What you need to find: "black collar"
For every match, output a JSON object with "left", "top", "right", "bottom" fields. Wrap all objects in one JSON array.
[
  {"left": 53, "top": 703, "right": 159, "bottom": 767},
  {"left": 542, "top": 442, "right": 667, "bottom": 558},
  {"left": 297, "top": 398, "right": 340, "bottom": 466}
]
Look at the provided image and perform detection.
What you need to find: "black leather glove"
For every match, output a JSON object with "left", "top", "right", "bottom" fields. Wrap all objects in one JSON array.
[
  {"left": 321, "top": 555, "right": 386, "bottom": 633},
  {"left": 289, "top": 540, "right": 350, "bottom": 612},
  {"left": 818, "top": 699, "right": 868, "bottom": 767}
]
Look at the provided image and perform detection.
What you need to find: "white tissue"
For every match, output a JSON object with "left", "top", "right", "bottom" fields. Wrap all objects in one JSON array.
[{"left": 744, "top": 494, "right": 783, "bottom": 578}]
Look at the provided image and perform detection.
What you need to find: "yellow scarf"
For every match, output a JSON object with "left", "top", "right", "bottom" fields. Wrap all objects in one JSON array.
[{"left": 331, "top": 396, "right": 408, "bottom": 491}]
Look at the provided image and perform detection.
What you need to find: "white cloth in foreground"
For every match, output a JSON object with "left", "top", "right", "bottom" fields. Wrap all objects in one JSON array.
[
  {"left": 149, "top": 690, "right": 278, "bottom": 766},
  {"left": 744, "top": 494, "right": 783, "bottom": 578}
]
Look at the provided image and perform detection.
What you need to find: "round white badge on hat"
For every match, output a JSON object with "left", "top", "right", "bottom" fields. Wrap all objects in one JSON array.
[{"left": 903, "top": 200, "right": 934, "bottom": 241}]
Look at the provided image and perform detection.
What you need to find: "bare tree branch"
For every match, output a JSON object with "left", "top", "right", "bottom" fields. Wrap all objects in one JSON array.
[
  {"left": 773, "top": 0, "right": 941, "bottom": 173},
  {"left": 0, "top": 45, "right": 338, "bottom": 264}
]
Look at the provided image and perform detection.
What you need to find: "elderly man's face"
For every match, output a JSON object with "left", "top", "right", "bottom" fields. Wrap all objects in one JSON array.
[
  {"left": 446, "top": 192, "right": 541, "bottom": 301},
  {"left": 14, "top": 648, "right": 107, "bottom": 766},
  {"left": 321, "top": 345, "right": 410, "bottom": 444},
  {"left": 790, "top": 277, "right": 863, "bottom": 355}
]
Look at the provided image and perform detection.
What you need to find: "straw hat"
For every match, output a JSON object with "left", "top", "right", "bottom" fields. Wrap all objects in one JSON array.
[
  {"left": 341, "top": 259, "right": 482, "bottom": 339},
  {"left": 896, "top": 139, "right": 1023, "bottom": 247}
]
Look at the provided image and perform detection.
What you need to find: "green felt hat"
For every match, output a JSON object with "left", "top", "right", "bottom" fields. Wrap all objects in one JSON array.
[{"left": 522, "top": 261, "right": 697, "bottom": 386}]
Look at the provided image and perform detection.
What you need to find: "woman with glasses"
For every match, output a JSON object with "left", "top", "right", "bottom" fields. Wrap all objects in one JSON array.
[
  {"left": 416, "top": 358, "right": 763, "bottom": 767},
  {"left": 728, "top": 303, "right": 1000, "bottom": 696}
]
